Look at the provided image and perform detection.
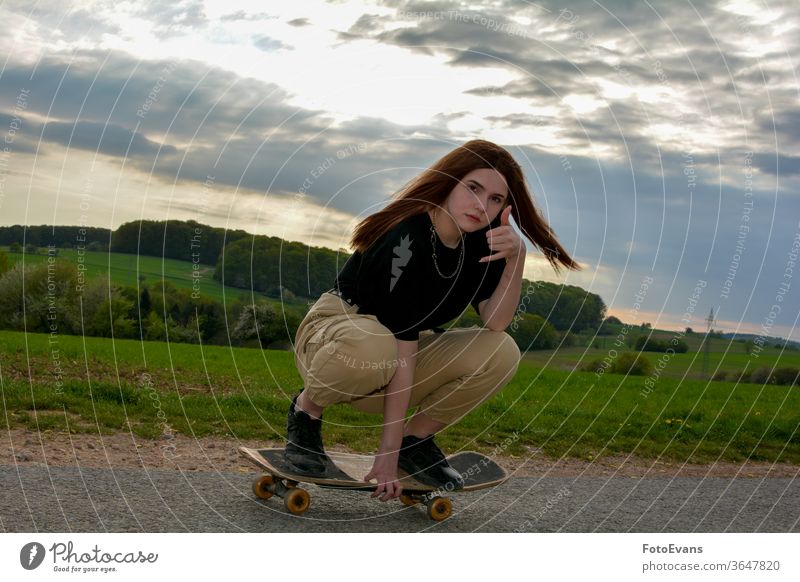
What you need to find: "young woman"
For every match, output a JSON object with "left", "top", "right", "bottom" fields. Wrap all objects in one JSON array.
[{"left": 287, "top": 139, "right": 580, "bottom": 502}]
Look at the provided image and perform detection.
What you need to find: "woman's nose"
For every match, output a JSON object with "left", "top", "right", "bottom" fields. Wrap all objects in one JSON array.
[{"left": 473, "top": 197, "right": 487, "bottom": 216}]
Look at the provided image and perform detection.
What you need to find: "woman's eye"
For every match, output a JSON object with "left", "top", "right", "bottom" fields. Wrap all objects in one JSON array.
[
  {"left": 468, "top": 183, "right": 478, "bottom": 192},
  {"left": 492, "top": 196, "right": 502, "bottom": 203}
]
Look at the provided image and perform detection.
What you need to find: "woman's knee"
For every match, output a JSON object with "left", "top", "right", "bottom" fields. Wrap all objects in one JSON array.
[
  {"left": 486, "top": 331, "right": 521, "bottom": 375},
  {"left": 497, "top": 331, "right": 522, "bottom": 369}
]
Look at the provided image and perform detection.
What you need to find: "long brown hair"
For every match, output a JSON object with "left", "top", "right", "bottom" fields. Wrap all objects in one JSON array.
[{"left": 350, "top": 139, "right": 581, "bottom": 274}]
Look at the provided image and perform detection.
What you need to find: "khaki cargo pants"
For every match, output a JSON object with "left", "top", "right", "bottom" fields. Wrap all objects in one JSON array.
[{"left": 293, "top": 291, "right": 521, "bottom": 425}]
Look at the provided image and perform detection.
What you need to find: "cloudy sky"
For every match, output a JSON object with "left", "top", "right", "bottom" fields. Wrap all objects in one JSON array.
[{"left": 1, "top": 0, "right": 798, "bottom": 341}]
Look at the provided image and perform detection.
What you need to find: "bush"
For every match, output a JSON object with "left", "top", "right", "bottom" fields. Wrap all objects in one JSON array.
[
  {"left": 712, "top": 370, "right": 728, "bottom": 382},
  {"left": 86, "top": 241, "right": 108, "bottom": 252},
  {"left": 509, "top": 313, "right": 558, "bottom": 351},
  {"left": 610, "top": 352, "right": 653, "bottom": 376},
  {"left": 0, "top": 265, "right": 27, "bottom": 330},
  {"left": 581, "top": 358, "right": 606, "bottom": 374},
  {"left": 635, "top": 336, "right": 688, "bottom": 353},
  {"left": 79, "top": 278, "right": 138, "bottom": 339},
  {"left": 143, "top": 311, "right": 198, "bottom": 343},
  {"left": 598, "top": 316, "right": 622, "bottom": 335},
  {"left": 673, "top": 340, "right": 689, "bottom": 353},
  {"left": 581, "top": 352, "right": 653, "bottom": 376},
  {"left": 232, "top": 303, "right": 284, "bottom": 347},
  {"left": 144, "top": 311, "right": 168, "bottom": 341},
  {"left": 0, "top": 261, "right": 83, "bottom": 333},
  {"left": 750, "top": 366, "right": 774, "bottom": 385},
  {"left": 0, "top": 250, "right": 9, "bottom": 276},
  {"left": 771, "top": 367, "right": 800, "bottom": 386}
]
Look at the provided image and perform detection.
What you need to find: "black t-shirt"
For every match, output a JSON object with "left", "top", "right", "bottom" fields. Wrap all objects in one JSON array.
[{"left": 334, "top": 211, "right": 506, "bottom": 340}]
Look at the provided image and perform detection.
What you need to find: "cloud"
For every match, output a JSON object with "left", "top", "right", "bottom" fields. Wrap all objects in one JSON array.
[
  {"left": 752, "top": 153, "right": 800, "bottom": 177},
  {"left": 287, "top": 17, "right": 311, "bottom": 27},
  {"left": 0, "top": 1, "right": 122, "bottom": 44},
  {"left": 253, "top": 35, "right": 294, "bottom": 52},
  {"left": 220, "top": 10, "right": 249, "bottom": 22},
  {"left": 134, "top": 0, "right": 208, "bottom": 38},
  {"left": 0, "top": 51, "right": 310, "bottom": 143},
  {"left": 42, "top": 119, "right": 178, "bottom": 158},
  {"left": 347, "top": 13, "right": 394, "bottom": 36},
  {"left": 0, "top": 47, "right": 469, "bottom": 217},
  {"left": 220, "top": 10, "right": 278, "bottom": 22},
  {"left": 342, "top": 0, "right": 800, "bottom": 172},
  {"left": 757, "top": 108, "right": 800, "bottom": 151}
]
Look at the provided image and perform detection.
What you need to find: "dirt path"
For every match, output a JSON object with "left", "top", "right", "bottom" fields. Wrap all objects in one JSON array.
[{"left": 2, "top": 428, "right": 796, "bottom": 478}]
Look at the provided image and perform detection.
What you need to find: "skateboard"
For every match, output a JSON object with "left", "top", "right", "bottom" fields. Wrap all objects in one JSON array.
[{"left": 239, "top": 447, "right": 508, "bottom": 521}]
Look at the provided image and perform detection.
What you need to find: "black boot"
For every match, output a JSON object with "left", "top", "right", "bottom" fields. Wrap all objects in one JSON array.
[
  {"left": 283, "top": 394, "right": 329, "bottom": 477},
  {"left": 398, "top": 434, "right": 465, "bottom": 490}
]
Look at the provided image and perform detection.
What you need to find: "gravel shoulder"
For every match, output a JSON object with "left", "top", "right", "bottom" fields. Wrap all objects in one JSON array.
[{"left": 3, "top": 428, "right": 797, "bottom": 479}]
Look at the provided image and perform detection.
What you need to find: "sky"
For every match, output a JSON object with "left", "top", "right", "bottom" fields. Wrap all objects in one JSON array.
[{"left": 0, "top": 0, "right": 798, "bottom": 341}]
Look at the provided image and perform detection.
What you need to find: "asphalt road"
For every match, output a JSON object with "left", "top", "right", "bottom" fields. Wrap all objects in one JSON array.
[{"left": 1, "top": 465, "right": 797, "bottom": 532}]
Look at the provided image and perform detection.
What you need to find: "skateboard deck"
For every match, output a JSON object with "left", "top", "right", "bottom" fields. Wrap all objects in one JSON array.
[{"left": 239, "top": 447, "right": 508, "bottom": 521}]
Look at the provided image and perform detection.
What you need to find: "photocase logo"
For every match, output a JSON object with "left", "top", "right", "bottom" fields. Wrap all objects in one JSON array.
[
  {"left": 390, "top": 233, "right": 413, "bottom": 291},
  {"left": 20, "top": 542, "right": 46, "bottom": 570}
]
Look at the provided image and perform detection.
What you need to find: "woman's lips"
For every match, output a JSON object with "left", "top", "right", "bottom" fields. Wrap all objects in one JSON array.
[{"left": 466, "top": 214, "right": 481, "bottom": 223}]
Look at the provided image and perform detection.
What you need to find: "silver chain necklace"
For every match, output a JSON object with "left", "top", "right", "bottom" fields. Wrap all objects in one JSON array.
[{"left": 429, "top": 218, "right": 464, "bottom": 279}]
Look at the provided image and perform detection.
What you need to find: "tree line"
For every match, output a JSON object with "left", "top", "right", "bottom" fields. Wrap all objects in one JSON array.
[
  {"left": 0, "top": 219, "right": 609, "bottom": 351},
  {"left": 0, "top": 258, "right": 606, "bottom": 354},
  {"left": 0, "top": 257, "right": 307, "bottom": 348},
  {"left": 0, "top": 225, "right": 110, "bottom": 248},
  {"left": 0, "top": 220, "right": 252, "bottom": 264}
]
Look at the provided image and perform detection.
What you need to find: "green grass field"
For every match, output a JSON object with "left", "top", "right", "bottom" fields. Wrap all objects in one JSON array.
[
  {"left": 523, "top": 341, "right": 800, "bottom": 381},
  {"left": 2, "top": 329, "right": 797, "bottom": 464}
]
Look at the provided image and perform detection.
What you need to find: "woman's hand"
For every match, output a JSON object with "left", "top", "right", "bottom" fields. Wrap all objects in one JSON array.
[
  {"left": 480, "top": 205, "right": 525, "bottom": 263},
  {"left": 364, "top": 450, "right": 403, "bottom": 502},
  {"left": 365, "top": 338, "right": 416, "bottom": 502}
]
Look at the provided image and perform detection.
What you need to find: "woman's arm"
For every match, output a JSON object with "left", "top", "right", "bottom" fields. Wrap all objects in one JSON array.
[
  {"left": 364, "top": 338, "right": 417, "bottom": 501},
  {"left": 478, "top": 249, "right": 526, "bottom": 331},
  {"left": 477, "top": 206, "right": 527, "bottom": 331}
]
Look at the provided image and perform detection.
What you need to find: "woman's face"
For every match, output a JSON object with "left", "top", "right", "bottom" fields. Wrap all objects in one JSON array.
[{"left": 443, "top": 168, "right": 510, "bottom": 233}]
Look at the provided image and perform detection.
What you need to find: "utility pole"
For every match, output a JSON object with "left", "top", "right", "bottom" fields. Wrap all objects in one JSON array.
[{"left": 702, "top": 308, "right": 715, "bottom": 378}]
